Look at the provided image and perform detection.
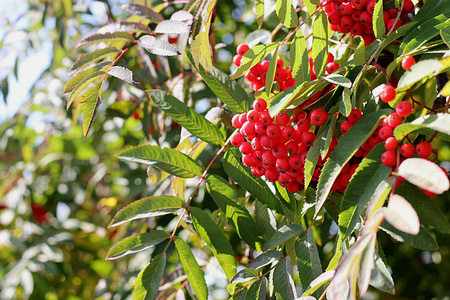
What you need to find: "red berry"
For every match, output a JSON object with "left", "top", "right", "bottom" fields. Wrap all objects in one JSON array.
[
  {"left": 360, "top": 11, "right": 373, "bottom": 25},
  {"left": 386, "top": 112, "right": 403, "bottom": 128},
  {"left": 416, "top": 141, "right": 433, "bottom": 158},
  {"left": 233, "top": 54, "right": 243, "bottom": 66},
  {"left": 387, "top": 18, "right": 402, "bottom": 31},
  {"left": 395, "top": 101, "right": 413, "bottom": 117},
  {"left": 310, "top": 108, "right": 328, "bottom": 126},
  {"left": 340, "top": 120, "right": 353, "bottom": 134},
  {"left": 285, "top": 141, "right": 299, "bottom": 155},
  {"left": 401, "top": 55, "right": 416, "bottom": 71},
  {"left": 260, "top": 135, "right": 273, "bottom": 149},
  {"left": 281, "top": 125, "right": 295, "bottom": 140},
  {"left": 276, "top": 157, "right": 290, "bottom": 172},
  {"left": 328, "top": 11, "right": 341, "bottom": 25},
  {"left": 265, "top": 169, "right": 279, "bottom": 182},
  {"left": 239, "top": 142, "right": 253, "bottom": 155},
  {"left": 251, "top": 138, "right": 263, "bottom": 151},
  {"left": 400, "top": 143, "right": 415, "bottom": 158},
  {"left": 350, "top": 0, "right": 366, "bottom": 10},
  {"left": 266, "top": 124, "right": 282, "bottom": 139},
  {"left": 232, "top": 115, "right": 243, "bottom": 129},
  {"left": 340, "top": 15, "right": 354, "bottom": 29},
  {"left": 350, "top": 22, "right": 366, "bottom": 36},
  {"left": 402, "top": 0, "right": 414, "bottom": 12},
  {"left": 230, "top": 132, "right": 245, "bottom": 146},
  {"left": 288, "top": 154, "right": 303, "bottom": 168},
  {"left": 253, "top": 98, "right": 267, "bottom": 112},
  {"left": 327, "top": 52, "right": 335, "bottom": 63},
  {"left": 301, "top": 132, "right": 316, "bottom": 147},
  {"left": 381, "top": 151, "right": 397, "bottom": 167},
  {"left": 380, "top": 85, "right": 396, "bottom": 102},
  {"left": 297, "top": 118, "right": 311, "bottom": 132},
  {"left": 326, "top": 62, "right": 340, "bottom": 74},
  {"left": 236, "top": 44, "right": 250, "bottom": 56},
  {"left": 378, "top": 126, "right": 394, "bottom": 140},
  {"left": 276, "top": 59, "right": 284, "bottom": 69},
  {"left": 272, "top": 143, "right": 288, "bottom": 158},
  {"left": 247, "top": 109, "right": 261, "bottom": 123},
  {"left": 239, "top": 113, "right": 248, "bottom": 124},
  {"left": 367, "top": 0, "right": 376, "bottom": 14},
  {"left": 260, "top": 111, "right": 274, "bottom": 125},
  {"left": 276, "top": 112, "right": 291, "bottom": 126},
  {"left": 384, "top": 137, "right": 398, "bottom": 151},
  {"left": 241, "top": 121, "right": 256, "bottom": 139},
  {"left": 348, "top": 109, "right": 363, "bottom": 124}
]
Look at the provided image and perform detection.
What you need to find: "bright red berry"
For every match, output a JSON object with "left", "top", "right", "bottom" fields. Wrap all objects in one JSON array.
[
  {"left": 416, "top": 141, "right": 433, "bottom": 158},
  {"left": 236, "top": 44, "right": 250, "bottom": 56},
  {"left": 241, "top": 121, "right": 256, "bottom": 139},
  {"left": 348, "top": 109, "right": 363, "bottom": 124},
  {"left": 301, "top": 131, "right": 316, "bottom": 147},
  {"left": 401, "top": 55, "right": 416, "bottom": 71},
  {"left": 400, "top": 143, "right": 415, "bottom": 158},
  {"left": 381, "top": 151, "right": 397, "bottom": 167},
  {"left": 233, "top": 54, "right": 243, "bottom": 66},
  {"left": 247, "top": 109, "right": 261, "bottom": 123},
  {"left": 395, "top": 101, "right": 413, "bottom": 117},
  {"left": 380, "top": 85, "right": 397, "bottom": 102},
  {"left": 253, "top": 98, "right": 267, "bottom": 112},
  {"left": 230, "top": 132, "right": 245, "bottom": 146},
  {"left": 297, "top": 118, "right": 311, "bottom": 132},
  {"left": 378, "top": 126, "right": 394, "bottom": 140},
  {"left": 276, "top": 112, "right": 291, "bottom": 126},
  {"left": 386, "top": 112, "right": 403, "bottom": 128},
  {"left": 266, "top": 124, "right": 282, "bottom": 139},
  {"left": 310, "top": 108, "right": 328, "bottom": 126},
  {"left": 340, "top": 120, "right": 353, "bottom": 134},
  {"left": 232, "top": 115, "right": 243, "bottom": 129},
  {"left": 281, "top": 125, "right": 295, "bottom": 140},
  {"left": 384, "top": 137, "right": 398, "bottom": 151},
  {"left": 260, "top": 111, "right": 274, "bottom": 125}
]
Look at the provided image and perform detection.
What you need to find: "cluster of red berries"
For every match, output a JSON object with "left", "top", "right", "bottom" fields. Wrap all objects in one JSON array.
[
  {"left": 232, "top": 44, "right": 340, "bottom": 93},
  {"left": 321, "top": 0, "right": 414, "bottom": 46},
  {"left": 230, "top": 98, "right": 334, "bottom": 193},
  {"left": 376, "top": 55, "right": 436, "bottom": 168}
]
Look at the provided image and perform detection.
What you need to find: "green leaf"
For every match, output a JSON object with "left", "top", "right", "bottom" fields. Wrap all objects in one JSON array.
[
  {"left": 372, "top": 0, "right": 385, "bottom": 38},
  {"left": 98, "top": 21, "right": 151, "bottom": 34},
  {"left": 276, "top": 0, "right": 299, "bottom": 28},
  {"left": 263, "top": 224, "right": 304, "bottom": 251},
  {"left": 255, "top": 0, "right": 265, "bottom": 28},
  {"left": 312, "top": 11, "right": 328, "bottom": 78},
  {"left": 107, "top": 231, "right": 170, "bottom": 260},
  {"left": 265, "top": 46, "right": 279, "bottom": 97},
  {"left": 301, "top": 271, "right": 334, "bottom": 296},
  {"left": 76, "top": 32, "right": 135, "bottom": 48},
  {"left": 230, "top": 268, "right": 260, "bottom": 284},
  {"left": 296, "top": 229, "right": 322, "bottom": 292},
  {"left": 116, "top": 145, "right": 203, "bottom": 178},
  {"left": 315, "top": 109, "right": 391, "bottom": 215},
  {"left": 320, "top": 114, "right": 337, "bottom": 159},
  {"left": 441, "top": 25, "right": 450, "bottom": 48},
  {"left": 396, "top": 182, "right": 450, "bottom": 233},
  {"left": 80, "top": 84, "right": 103, "bottom": 138},
  {"left": 274, "top": 257, "right": 297, "bottom": 300},
  {"left": 206, "top": 175, "right": 264, "bottom": 251},
  {"left": 354, "top": 36, "right": 366, "bottom": 66},
  {"left": 339, "top": 144, "right": 392, "bottom": 239},
  {"left": 394, "top": 113, "right": 450, "bottom": 140},
  {"left": 304, "top": 132, "right": 322, "bottom": 189},
  {"left": 71, "top": 47, "right": 120, "bottom": 72},
  {"left": 139, "top": 35, "right": 181, "bottom": 56},
  {"left": 291, "top": 29, "right": 309, "bottom": 83},
  {"left": 380, "top": 222, "right": 438, "bottom": 250},
  {"left": 133, "top": 253, "right": 166, "bottom": 300},
  {"left": 190, "top": 207, "right": 237, "bottom": 280},
  {"left": 121, "top": 4, "right": 164, "bottom": 23},
  {"left": 249, "top": 250, "right": 283, "bottom": 270},
  {"left": 323, "top": 74, "right": 351, "bottom": 88},
  {"left": 400, "top": 13, "right": 450, "bottom": 55},
  {"left": 396, "top": 59, "right": 443, "bottom": 92},
  {"left": 149, "top": 90, "right": 224, "bottom": 145},
  {"left": 396, "top": 158, "right": 449, "bottom": 194},
  {"left": 64, "top": 61, "right": 109, "bottom": 93},
  {"left": 187, "top": 52, "right": 251, "bottom": 113},
  {"left": 255, "top": 200, "right": 277, "bottom": 241},
  {"left": 223, "top": 150, "right": 283, "bottom": 213},
  {"left": 245, "top": 277, "right": 267, "bottom": 300},
  {"left": 109, "top": 196, "right": 185, "bottom": 227},
  {"left": 174, "top": 237, "right": 208, "bottom": 300},
  {"left": 108, "top": 66, "right": 144, "bottom": 89},
  {"left": 230, "top": 43, "right": 279, "bottom": 80},
  {"left": 370, "top": 251, "right": 395, "bottom": 294},
  {"left": 339, "top": 87, "right": 352, "bottom": 117}
]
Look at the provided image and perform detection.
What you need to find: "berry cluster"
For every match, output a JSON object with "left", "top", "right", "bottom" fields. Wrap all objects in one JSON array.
[
  {"left": 232, "top": 44, "right": 340, "bottom": 93},
  {"left": 321, "top": 0, "right": 414, "bottom": 46},
  {"left": 230, "top": 98, "right": 334, "bottom": 193}
]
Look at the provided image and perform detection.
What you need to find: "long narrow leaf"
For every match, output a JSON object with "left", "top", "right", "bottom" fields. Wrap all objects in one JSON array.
[
  {"left": 116, "top": 145, "right": 204, "bottom": 178},
  {"left": 312, "top": 11, "right": 328, "bottom": 78},
  {"left": 109, "top": 196, "right": 185, "bottom": 227},
  {"left": 296, "top": 229, "right": 322, "bottom": 292},
  {"left": 133, "top": 253, "right": 166, "bottom": 300},
  {"left": 150, "top": 90, "right": 225, "bottom": 145},
  {"left": 190, "top": 207, "right": 237, "bottom": 280},
  {"left": 174, "top": 237, "right": 208, "bottom": 300}
]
